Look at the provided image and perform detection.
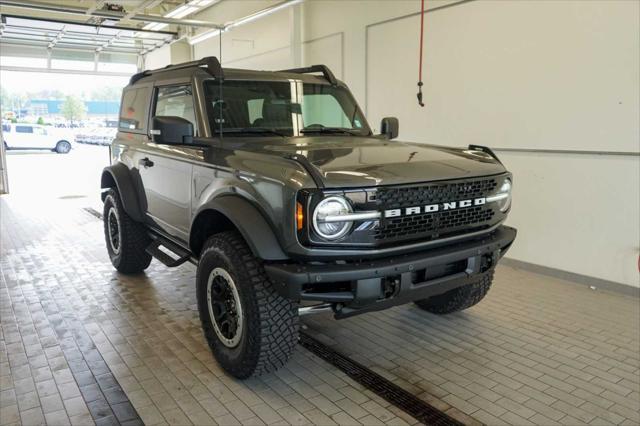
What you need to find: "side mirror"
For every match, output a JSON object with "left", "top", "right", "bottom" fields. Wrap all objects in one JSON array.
[
  {"left": 380, "top": 117, "right": 399, "bottom": 140},
  {"left": 151, "top": 116, "right": 193, "bottom": 145}
]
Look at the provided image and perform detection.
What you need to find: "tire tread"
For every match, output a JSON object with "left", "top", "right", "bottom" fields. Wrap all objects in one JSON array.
[
  {"left": 415, "top": 271, "right": 494, "bottom": 314},
  {"left": 198, "top": 231, "right": 298, "bottom": 378},
  {"left": 103, "top": 189, "right": 152, "bottom": 274}
]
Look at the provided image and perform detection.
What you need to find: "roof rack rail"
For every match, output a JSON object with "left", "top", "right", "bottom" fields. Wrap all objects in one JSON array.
[
  {"left": 129, "top": 56, "right": 224, "bottom": 85},
  {"left": 279, "top": 64, "right": 338, "bottom": 86}
]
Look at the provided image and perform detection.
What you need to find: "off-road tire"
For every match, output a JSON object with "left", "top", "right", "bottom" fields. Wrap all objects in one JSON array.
[
  {"left": 103, "top": 188, "right": 152, "bottom": 274},
  {"left": 196, "top": 231, "right": 299, "bottom": 379},
  {"left": 55, "top": 140, "right": 71, "bottom": 154},
  {"left": 414, "top": 270, "right": 494, "bottom": 314}
]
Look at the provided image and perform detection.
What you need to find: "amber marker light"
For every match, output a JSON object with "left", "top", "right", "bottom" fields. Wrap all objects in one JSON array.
[{"left": 296, "top": 202, "right": 304, "bottom": 230}]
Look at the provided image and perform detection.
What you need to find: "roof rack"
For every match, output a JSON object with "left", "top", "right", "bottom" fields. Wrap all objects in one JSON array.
[
  {"left": 129, "top": 56, "right": 224, "bottom": 85},
  {"left": 279, "top": 64, "right": 338, "bottom": 86}
]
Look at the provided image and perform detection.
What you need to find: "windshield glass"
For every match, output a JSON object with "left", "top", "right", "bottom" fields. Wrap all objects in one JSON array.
[{"left": 204, "top": 80, "right": 370, "bottom": 137}]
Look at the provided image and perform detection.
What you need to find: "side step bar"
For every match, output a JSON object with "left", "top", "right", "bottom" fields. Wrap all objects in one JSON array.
[{"left": 146, "top": 236, "right": 192, "bottom": 267}]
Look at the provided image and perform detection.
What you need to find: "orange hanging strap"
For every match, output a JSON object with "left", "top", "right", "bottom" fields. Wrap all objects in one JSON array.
[{"left": 417, "top": 0, "right": 425, "bottom": 107}]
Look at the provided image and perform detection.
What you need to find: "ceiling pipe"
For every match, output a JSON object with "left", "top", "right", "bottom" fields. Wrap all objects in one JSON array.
[
  {"left": 0, "top": 13, "right": 178, "bottom": 35},
  {"left": 187, "top": 0, "right": 304, "bottom": 45},
  {"left": 0, "top": 0, "right": 224, "bottom": 29}
]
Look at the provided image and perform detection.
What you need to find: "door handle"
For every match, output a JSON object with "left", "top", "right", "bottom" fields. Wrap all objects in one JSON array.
[{"left": 139, "top": 157, "right": 154, "bottom": 168}]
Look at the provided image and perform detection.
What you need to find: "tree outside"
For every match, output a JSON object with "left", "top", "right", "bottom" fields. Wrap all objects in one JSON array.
[{"left": 60, "top": 95, "right": 87, "bottom": 124}]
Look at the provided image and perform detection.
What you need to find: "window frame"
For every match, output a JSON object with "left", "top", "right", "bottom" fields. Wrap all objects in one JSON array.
[{"left": 150, "top": 83, "right": 199, "bottom": 137}]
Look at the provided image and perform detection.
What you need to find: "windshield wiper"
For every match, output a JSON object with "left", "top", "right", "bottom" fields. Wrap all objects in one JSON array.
[
  {"left": 300, "top": 127, "right": 360, "bottom": 135},
  {"left": 220, "top": 127, "right": 286, "bottom": 137}
]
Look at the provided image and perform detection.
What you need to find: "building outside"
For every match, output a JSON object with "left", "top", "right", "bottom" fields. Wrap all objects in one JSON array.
[{"left": 26, "top": 99, "right": 120, "bottom": 121}]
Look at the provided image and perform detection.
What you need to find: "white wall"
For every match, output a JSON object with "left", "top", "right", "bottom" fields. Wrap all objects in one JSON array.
[
  {"left": 194, "top": 0, "right": 292, "bottom": 69},
  {"left": 190, "top": 0, "right": 639, "bottom": 287}
]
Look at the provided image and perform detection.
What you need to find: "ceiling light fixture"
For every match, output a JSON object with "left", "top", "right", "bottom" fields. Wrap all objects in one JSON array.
[
  {"left": 187, "top": 28, "right": 221, "bottom": 45},
  {"left": 225, "top": 0, "right": 303, "bottom": 31},
  {"left": 188, "top": 0, "right": 304, "bottom": 45}
]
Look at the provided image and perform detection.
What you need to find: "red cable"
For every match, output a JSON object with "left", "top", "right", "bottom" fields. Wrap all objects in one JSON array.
[
  {"left": 419, "top": 0, "right": 425, "bottom": 82},
  {"left": 417, "top": 0, "right": 425, "bottom": 107}
]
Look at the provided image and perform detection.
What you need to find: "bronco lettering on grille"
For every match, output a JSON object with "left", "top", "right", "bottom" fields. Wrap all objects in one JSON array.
[{"left": 384, "top": 197, "right": 486, "bottom": 218}]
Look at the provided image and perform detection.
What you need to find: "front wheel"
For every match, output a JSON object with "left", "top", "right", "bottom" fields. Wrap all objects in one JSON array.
[
  {"left": 414, "top": 270, "right": 494, "bottom": 314},
  {"left": 103, "top": 189, "right": 152, "bottom": 274},
  {"left": 55, "top": 140, "right": 71, "bottom": 154},
  {"left": 196, "top": 231, "right": 299, "bottom": 379}
]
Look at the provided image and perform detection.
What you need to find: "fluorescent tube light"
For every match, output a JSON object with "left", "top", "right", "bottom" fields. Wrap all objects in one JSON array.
[
  {"left": 188, "top": 28, "right": 221, "bottom": 45},
  {"left": 225, "top": 0, "right": 304, "bottom": 30}
]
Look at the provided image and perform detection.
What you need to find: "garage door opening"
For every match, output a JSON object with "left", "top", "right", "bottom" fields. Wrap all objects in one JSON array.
[
  {"left": 1, "top": 68, "right": 131, "bottom": 206},
  {"left": 0, "top": 13, "right": 177, "bottom": 205}
]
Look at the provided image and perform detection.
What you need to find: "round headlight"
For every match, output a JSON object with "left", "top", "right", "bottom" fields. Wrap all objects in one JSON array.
[
  {"left": 312, "top": 196, "right": 353, "bottom": 240},
  {"left": 498, "top": 178, "right": 512, "bottom": 212}
]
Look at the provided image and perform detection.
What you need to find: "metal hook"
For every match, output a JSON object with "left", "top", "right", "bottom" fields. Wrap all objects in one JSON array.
[{"left": 417, "top": 81, "right": 424, "bottom": 107}]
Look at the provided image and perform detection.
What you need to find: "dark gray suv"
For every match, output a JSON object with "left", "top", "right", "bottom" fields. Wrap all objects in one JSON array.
[{"left": 101, "top": 57, "right": 516, "bottom": 378}]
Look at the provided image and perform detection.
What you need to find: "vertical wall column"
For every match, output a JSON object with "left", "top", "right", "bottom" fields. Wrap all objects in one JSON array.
[
  {"left": 170, "top": 40, "right": 193, "bottom": 64},
  {"left": 0, "top": 126, "right": 8, "bottom": 194}
]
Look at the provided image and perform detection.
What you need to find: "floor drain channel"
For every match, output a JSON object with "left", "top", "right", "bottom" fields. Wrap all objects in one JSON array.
[{"left": 299, "top": 332, "right": 466, "bottom": 426}]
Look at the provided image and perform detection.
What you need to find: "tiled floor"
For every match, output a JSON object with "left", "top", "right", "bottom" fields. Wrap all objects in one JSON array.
[{"left": 1, "top": 195, "right": 639, "bottom": 426}]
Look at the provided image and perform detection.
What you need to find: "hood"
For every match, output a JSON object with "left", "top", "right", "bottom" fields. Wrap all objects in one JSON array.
[{"left": 255, "top": 136, "right": 506, "bottom": 188}]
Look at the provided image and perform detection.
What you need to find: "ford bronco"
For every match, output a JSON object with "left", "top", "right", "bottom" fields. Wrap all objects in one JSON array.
[{"left": 101, "top": 57, "right": 516, "bottom": 378}]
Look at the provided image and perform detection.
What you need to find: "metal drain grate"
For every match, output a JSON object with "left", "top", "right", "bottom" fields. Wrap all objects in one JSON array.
[{"left": 299, "top": 332, "right": 466, "bottom": 426}]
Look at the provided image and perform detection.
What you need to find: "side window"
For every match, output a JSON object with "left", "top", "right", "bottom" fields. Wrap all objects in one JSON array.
[
  {"left": 119, "top": 87, "right": 150, "bottom": 132},
  {"left": 15, "top": 126, "right": 33, "bottom": 134},
  {"left": 34, "top": 127, "right": 47, "bottom": 136},
  {"left": 2, "top": 124, "right": 11, "bottom": 133},
  {"left": 154, "top": 85, "right": 197, "bottom": 133}
]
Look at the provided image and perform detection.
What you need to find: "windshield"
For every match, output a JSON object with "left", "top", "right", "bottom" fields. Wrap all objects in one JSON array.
[{"left": 204, "top": 80, "right": 370, "bottom": 137}]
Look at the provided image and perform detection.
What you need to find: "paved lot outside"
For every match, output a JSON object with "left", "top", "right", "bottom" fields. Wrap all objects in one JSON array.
[{"left": 4, "top": 143, "right": 110, "bottom": 206}]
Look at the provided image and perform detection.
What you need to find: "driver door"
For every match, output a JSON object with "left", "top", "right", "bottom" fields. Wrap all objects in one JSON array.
[
  {"left": 137, "top": 84, "right": 197, "bottom": 241},
  {"left": 9, "top": 125, "right": 34, "bottom": 148}
]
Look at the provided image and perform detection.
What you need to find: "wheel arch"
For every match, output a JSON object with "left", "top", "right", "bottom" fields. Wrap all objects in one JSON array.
[
  {"left": 190, "top": 196, "right": 288, "bottom": 261},
  {"left": 100, "top": 163, "right": 146, "bottom": 222}
]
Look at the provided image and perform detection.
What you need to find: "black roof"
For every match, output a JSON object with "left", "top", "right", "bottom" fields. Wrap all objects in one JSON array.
[{"left": 129, "top": 56, "right": 339, "bottom": 87}]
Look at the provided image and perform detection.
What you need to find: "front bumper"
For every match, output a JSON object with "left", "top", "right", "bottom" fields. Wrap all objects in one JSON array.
[{"left": 265, "top": 225, "right": 517, "bottom": 318}]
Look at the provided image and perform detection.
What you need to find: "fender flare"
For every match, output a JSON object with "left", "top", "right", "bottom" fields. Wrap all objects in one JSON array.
[
  {"left": 193, "top": 195, "right": 288, "bottom": 261},
  {"left": 100, "top": 163, "right": 146, "bottom": 222}
]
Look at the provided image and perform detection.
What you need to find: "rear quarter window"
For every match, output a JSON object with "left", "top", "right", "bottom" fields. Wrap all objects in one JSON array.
[{"left": 119, "top": 87, "right": 150, "bottom": 132}]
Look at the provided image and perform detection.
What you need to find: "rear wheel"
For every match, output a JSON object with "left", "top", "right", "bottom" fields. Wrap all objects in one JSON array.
[
  {"left": 103, "top": 189, "right": 152, "bottom": 274},
  {"left": 414, "top": 271, "right": 494, "bottom": 314},
  {"left": 55, "top": 140, "right": 71, "bottom": 154},
  {"left": 196, "top": 231, "right": 298, "bottom": 378}
]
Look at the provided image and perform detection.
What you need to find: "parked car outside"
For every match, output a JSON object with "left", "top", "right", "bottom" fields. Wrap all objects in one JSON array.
[{"left": 2, "top": 123, "right": 73, "bottom": 153}]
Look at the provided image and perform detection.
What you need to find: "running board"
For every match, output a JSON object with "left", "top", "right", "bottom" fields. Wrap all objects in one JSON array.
[{"left": 146, "top": 237, "right": 191, "bottom": 267}]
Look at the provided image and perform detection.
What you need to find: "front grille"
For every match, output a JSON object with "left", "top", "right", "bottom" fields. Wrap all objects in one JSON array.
[
  {"left": 374, "top": 177, "right": 500, "bottom": 244},
  {"left": 375, "top": 178, "right": 497, "bottom": 207}
]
